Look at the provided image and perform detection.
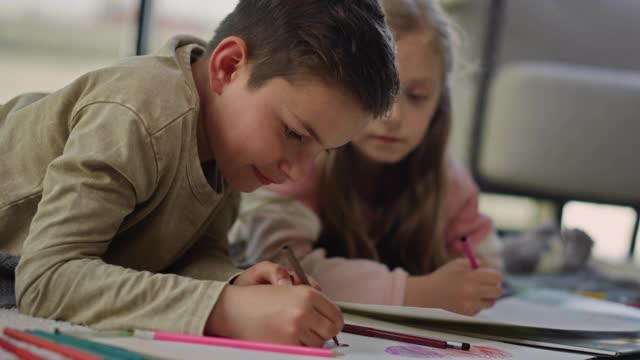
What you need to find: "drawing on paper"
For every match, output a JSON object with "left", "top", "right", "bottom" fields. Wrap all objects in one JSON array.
[{"left": 385, "top": 344, "right": 512, "bottom": 358}]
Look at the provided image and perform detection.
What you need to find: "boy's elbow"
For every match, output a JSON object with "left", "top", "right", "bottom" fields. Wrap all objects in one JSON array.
[
  {"left": 15, "top": 268, "right": 42, "bottom": 316},
  {"left": 14, "top": 257, "right": 60, "bottom": 318}
]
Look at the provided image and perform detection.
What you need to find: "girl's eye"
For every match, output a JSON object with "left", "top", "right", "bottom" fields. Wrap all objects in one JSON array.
[{"left": 284, "top": 127, "right": 304, "bottom": 142}]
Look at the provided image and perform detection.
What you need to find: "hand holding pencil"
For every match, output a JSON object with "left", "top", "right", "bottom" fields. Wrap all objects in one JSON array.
[
  {"left": 283, "top": 246, "right": 341, "bottom": 347},
  {"left": 404, "top": 253, "right": 503, "bottom": 315},
  {"left": 206, "top": 258, "right": 343, "bottom": 347}
]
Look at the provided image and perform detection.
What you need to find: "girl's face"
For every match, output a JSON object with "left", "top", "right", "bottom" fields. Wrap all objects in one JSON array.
[{"left": 352, "top": 31, "right": 443, "bottom": 164}]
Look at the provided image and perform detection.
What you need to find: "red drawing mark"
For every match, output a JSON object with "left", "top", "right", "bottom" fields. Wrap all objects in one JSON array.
[
  {"left": 472, "top": 345, "right": 512, "bottom": 358},
  {"left": 385, "top": 345, "right": 446, "bottom": 358},
  {"left": 447, "top": 345, "right": 512, "bottom": 358},
  {"left": 385, "top": 345, "right": 512, "bottom": 358},
  {"left": 339, "top": 344, "right": 350, "bottom": 347}
]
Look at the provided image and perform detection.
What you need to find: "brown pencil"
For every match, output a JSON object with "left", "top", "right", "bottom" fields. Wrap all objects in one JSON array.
[
  {"left": 283, "top": 245, "right": 341, "bottom": 347},
  {"left": 342, "top": 323, "right": 470, "bottom": 350}
]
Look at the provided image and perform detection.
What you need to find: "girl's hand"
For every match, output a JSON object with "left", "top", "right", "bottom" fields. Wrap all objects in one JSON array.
[
  {"left": 405, "top": 258, "right": 503, "bottom": 315},
  {"left": 206, "top": 284, "right": 342, "bottom": 346},
  {"left": 233, "top": 261, "right": 322, "bottom": 290}
]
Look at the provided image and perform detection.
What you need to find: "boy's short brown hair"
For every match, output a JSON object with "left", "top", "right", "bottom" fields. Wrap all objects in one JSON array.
[{"left": 208, "top": 0, "right": 400, "bottom": 119}]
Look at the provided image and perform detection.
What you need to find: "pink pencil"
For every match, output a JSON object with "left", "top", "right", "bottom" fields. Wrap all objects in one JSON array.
[
  {"left": 460, "top": 236, "right": 479, "bottom": 269},
  {"left": 134, "top": 330, "right": 335, "bottom": 358}
]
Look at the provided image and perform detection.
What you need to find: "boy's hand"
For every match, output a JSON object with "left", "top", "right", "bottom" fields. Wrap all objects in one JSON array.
[
  {"left": 233, "top": 261, "right": 322, "bottom": 290},
  {"left": 405, "top": 258, "right": 503, "bottom": 315},
  {"left": 206, "top": 284, "right": 342, "bottom": 346}
]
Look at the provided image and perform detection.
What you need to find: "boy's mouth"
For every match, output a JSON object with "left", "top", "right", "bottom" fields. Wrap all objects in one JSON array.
[
  {"left": 372, "top": 135, "right": 402, "bottom": 144},
  {"left": 253, "top": 166, "right": 275, "bottom": 185}
]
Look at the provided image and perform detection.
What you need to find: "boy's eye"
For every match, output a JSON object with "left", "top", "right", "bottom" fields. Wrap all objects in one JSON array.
[
  {"left": 407, "top": 93, "right": 428, "bottom": 104},
  {"left": 284, "top": 127, "right": 304, "bottom": 142}
]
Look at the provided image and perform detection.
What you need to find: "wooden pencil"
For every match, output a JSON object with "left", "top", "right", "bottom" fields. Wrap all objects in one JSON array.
[
  {"left": 283, "top": 245, "right": 341, "bottom": 347},
  {"left": 342, "top": 323, "right": 470, "bottom": 350}
]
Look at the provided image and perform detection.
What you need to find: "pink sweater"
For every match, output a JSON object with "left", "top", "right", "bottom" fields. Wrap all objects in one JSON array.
[{"left": 228, "top": 157, "right": 501, "bottom": 305}]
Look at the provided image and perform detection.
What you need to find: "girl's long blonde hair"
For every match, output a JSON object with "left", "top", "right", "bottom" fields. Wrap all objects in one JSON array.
[{"left": 317, "top": 0, "right": 456, "bottom": 275}]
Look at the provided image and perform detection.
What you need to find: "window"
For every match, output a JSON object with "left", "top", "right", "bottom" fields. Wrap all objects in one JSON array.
[
  {"left": 562, "top": 201, "right": 637, "bottom": 262},
  {"left": 481, "top": 194, "right": 639, "bottom": 263},
  {"left": 0, "top": 0, "right": 138, "bottom": 102},
  {"left": 145, "top": 0, "right": 238, "bottom": 54},
  {"left": 479, "top": 193, "right": 555, "bottom": 233}
]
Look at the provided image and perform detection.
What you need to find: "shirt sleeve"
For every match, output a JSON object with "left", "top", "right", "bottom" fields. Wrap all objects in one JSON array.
[
  {"left": 444, "top": 157, "right": 504, "bottom": 269},
  {"left": 170, "top": 191, "right": 243, "bottom": 282},
  {"left": 16, "top": 102, "right": 227, "bottom": 334},
  {"left": 228, "top": 189, "right": 321, "bottom": 267},
  {"left": 228, "top": 189, "right": 408, "bottom": 305}
]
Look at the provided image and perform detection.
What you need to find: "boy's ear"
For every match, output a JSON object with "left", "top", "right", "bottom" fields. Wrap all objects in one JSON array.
[{"left": 208, "top": 36, "right": 249, "bottom": 95}]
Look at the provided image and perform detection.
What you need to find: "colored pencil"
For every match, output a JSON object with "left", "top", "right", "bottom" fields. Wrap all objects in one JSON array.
[
  {"left": 3, "top": 328, "right": 102, "bottom": 360},
  {"left": 54, "top": 329, "right": 135, "bottom": 338},
  {"left": 460, "top": 236, "right": 479, "bottom": 269},
  {"left": 283, "top": 245, "right": 341, "bottom": 347},
  {"left": 133, "top": 329, "right": 335, "bottom": 357},
  {"left": 52, "top": 329, "right": 176, "bottom": 360},
  {"left": 27, "top": 330, "right": 144, "bottom": 360},
  {"left": 342, "top": 323, "right": 470, "bottom": 350},
  {"left": 0, "top": 336, "right": 47, "bottom": 360}
]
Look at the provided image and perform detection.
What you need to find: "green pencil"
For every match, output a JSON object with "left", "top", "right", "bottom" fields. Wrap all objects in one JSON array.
[{"left": 27, "top": 330, "right": 144, "bottom": 360}]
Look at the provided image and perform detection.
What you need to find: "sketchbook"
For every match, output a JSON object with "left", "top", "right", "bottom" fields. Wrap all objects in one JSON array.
[
  {"left": 337, "top": 290, "right": 640, "bottom": 357},
  {"left": 85, "top": 313, "right": 592, "bottom": 360}
]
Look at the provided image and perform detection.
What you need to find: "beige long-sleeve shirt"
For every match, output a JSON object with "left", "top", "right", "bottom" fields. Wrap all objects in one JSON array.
[{"left": 0, "top": 36, "right": 241, "bottom": 334}]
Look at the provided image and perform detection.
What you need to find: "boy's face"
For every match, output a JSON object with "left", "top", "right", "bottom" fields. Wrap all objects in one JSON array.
[
  {"left": 204, "top": 66, "right": 372, "bottom": 192},
  {"left": 352, "top": 32, "right": 443, "bottom": 164}
]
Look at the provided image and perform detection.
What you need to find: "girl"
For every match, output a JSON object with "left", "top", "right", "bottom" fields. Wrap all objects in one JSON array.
[{"left": 229, "top": 0, "right": 503, "bottom": 316}]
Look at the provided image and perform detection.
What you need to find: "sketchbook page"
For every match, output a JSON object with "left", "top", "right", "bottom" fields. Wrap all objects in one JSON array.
[
  {"left": 448, "top": 327, "right": 640, "bottom": 357},
  {"left": 477, "top": 298, "right": 640, "bottom": 332},
  {"left": 96, "top": 336, "right": 332, "bottom": 360},
  {"left": 338, "top": 300, "right": 640, "bottom": 332},
  {"left": 91, "top": 314, "right": 592, "bottom": 360},
  {"left": 341, "top": 306, "right": 640, "bottom": 357},
  {"left": 484, "top": 288, "right": 640, "bottom": 321},
  {"left": 338, "top": 302, "right": 496, "bottom": 324},
  {"left": 339, "top": 313, "right": 593, "bottom": 360}
]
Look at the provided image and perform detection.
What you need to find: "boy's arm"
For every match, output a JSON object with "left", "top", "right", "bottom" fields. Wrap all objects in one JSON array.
[
  {"left": 169, "top": 191, "right": 242, "bottom": 281},
  {"left": 228, "top": 190, "right": 408, "bottom": 305},
  {"left": 16, "top": 103, "right": 226, "bottom": 334}
]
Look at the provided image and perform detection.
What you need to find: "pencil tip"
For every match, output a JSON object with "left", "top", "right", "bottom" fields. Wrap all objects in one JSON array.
[{"left": 462, "top": 342, "right": 471, "bottom": 351}]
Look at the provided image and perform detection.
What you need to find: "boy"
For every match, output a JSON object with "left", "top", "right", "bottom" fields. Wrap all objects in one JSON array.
[{"left": 0, "top": 0, "right": 399, "bottom": 346}]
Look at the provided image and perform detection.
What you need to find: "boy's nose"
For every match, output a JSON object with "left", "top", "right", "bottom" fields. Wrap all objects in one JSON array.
[
  {"left": 384, "top": 103, "right": 402, "bottom": 129},
  {"left": 278, "top": 155, "right": 313, "bottom": 182}
]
